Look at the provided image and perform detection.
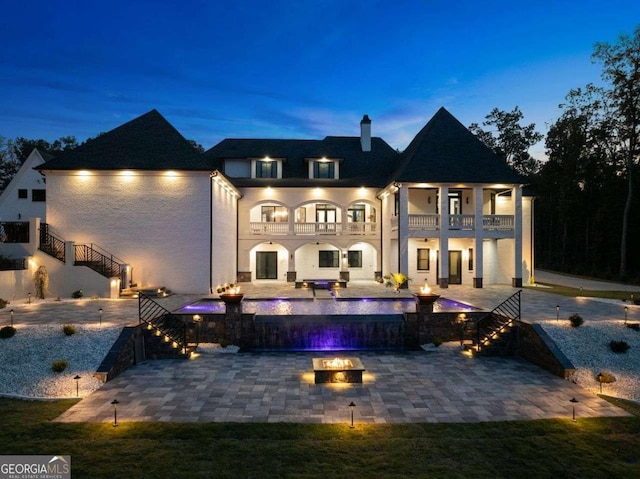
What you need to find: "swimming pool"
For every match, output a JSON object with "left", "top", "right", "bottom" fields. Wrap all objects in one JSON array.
[{"left": 176, "top": 297, "right": 480, "bottom": 315}]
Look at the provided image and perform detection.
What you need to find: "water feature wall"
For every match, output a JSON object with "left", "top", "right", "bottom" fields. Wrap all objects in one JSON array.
[{"left": 253, "top": 314, "right": 406, "bottom": 351}]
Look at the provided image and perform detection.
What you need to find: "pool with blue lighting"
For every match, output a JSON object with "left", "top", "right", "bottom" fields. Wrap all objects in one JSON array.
[{"left": 176, "top": 297, "right": 480, "bottom": 315}]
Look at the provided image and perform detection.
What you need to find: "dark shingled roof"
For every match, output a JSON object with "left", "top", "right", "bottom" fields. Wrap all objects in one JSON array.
[
  {"left": 38, "top": 110, "right": 210, "bottom": 171},
  {"left": 391, "top": 107, "right": 524, "bottom": 184},
  {"left": 204, "top": 136, "right": 399, "bottom": 187}
]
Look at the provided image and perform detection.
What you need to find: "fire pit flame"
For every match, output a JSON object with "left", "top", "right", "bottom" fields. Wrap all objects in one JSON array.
[
  {"left": 420, "top": 282, "right": 431, "bottom": 294},
  {"left": 322, "top": 358, "right": 353, "bottom": 369}
]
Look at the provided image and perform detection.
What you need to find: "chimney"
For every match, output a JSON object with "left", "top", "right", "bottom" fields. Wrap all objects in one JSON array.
[{"left": 360, "top": 114, "right": 371, "bottom": 152}]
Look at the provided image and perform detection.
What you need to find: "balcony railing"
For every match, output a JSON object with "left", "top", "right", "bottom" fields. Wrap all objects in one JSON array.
[
  {"left": 483, "top": 215, "right": 514, "bottom": 230},
  {"left": 346, "top": 222, "right": 377, "bottom": 234},
  {"left": 0, "top": 221, "right": 29, "bottom": 243},
  {"left": 404, "top": 214, "right": 514, "bottom": 232},
  {"left": 248, "top": 215, "right": 514, "bottom": 235},
  {"left": 295, "top": 222, "right": 341, "bottom": 234},
  {"left": 250, "top": 222, "right": 289, "bottom": 235},
  {"left": 449, "top": 215, "right": 475, "bottom": 230},
  {"left": 249, "top": 222, "right": 377, "bottom": 235},
  {"left": 0, "top": 257, "right": 26, "bottom": 271},
  {"left": 408, "top": 214, "right": 439, "bottom": 230}
]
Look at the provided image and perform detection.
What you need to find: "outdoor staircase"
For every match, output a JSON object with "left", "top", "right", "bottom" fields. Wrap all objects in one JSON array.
[
  {"left": 470, "top": 290, "right": 522, "bottom": 356},
  {"left": 138, "top": 292, "right": 189, "bottom": 358}
]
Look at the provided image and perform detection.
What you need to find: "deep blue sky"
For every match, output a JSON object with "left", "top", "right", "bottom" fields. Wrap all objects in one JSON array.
[{"left": 1, "top": 1, "right": 639, "bottom": 157}]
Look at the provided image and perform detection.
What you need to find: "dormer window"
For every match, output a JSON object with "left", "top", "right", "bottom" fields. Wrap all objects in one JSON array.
[
  {"left": 253, "top": 157, "right": 280, "bottom": 178},
  {"left": 312, "top": 158, "right": 337, "bottom": 179},
  {"left": 256, "top": 159, "right": 277, "bottom": 178}
]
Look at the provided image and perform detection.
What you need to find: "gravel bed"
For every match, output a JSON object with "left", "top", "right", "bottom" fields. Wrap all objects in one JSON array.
[
  {"left": 538, "top": 318, "right": 640, "bottom": 401},
  {"left": 0, "top": 324, "right": 121, "bottom": 398}
]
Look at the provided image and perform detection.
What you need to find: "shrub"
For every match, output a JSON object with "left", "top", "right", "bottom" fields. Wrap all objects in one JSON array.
[
  {"left": 218, "top": 338, "right": 229, "bottom": 348},
  {"left": 568, "top": 313, "right": 584, "bottom": 328},
  {"left": 597, "top": 371, "right": 616, "bottom": 384},
  {"left": 62, "top": 324, "right": 76, "bottom": 336},
  {"left": 33, "top": 265, "right": 49, "bottom": 299},
  {"left": 0, "top": 326, "right": 16, "bottom": 339},
  {"left": 71, "top": 289, "right": 83, "bottom": 298},
  {"left": 432, "top": 337, "right": 443, "bottom": 347},
  {"left": 610, "top": 340, "right": 630, "bottom": 354},
  {"left": 51, "top": 359, "right": 68, "bottom": 373},
  {"left": 0, "top": 298, "right": 8, "bottom": 309}
]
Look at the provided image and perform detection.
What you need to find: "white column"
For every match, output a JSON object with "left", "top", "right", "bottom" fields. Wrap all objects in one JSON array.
[
  {"left": 398, "top": 184, "right": 409, "bottom": 276},
  {"left": 473, "top": 187, "right": 484, "bottom": 288},
  {"left": 438, "top": 186, "right": 449, "bottom": 288},
  {"left": 513, "top": 186, "right": 523, "bottom": 287}
]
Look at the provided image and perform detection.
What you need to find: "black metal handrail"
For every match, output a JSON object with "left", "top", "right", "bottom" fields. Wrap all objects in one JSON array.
[
  {"left": 0, "top": 257, "right": 27, "bottom": 271},
  {"left": 139, "top": 293, "right": 188, "bottom": 354},
  {"left": 0, "top": 221, "right": 29, "bottom": 243},
  {"left": 475, "top": 290, "right": 521, "bottom": 352},
  {"left": 74, "top": 243, "right": 125, "bottom": 279},
  {"left": 39, "top": 223, "right": 66, "bottom": 262}
]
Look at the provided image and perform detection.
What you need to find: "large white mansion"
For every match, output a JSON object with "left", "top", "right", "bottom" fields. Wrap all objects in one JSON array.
[{"left": 0, "top": 108, "right": 532, "bottom": 297}]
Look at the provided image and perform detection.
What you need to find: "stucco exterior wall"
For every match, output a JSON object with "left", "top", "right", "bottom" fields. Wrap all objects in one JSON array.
[
  {"left": 0, "top": 150, "right": 47, "bottom": 222},
  {"left": 44, "top": 170, "right": 216, "bottom": 294}
]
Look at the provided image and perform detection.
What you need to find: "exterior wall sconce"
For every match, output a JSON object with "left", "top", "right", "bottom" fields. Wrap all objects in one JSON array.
[
  {"left": 343, "top": 253, "right": 347, "bottom": 259},
  {"left": 111, "top": 399, "right": 120, "bottom": 427},
  {"left": 466, "top": 197, "right": 469, "bottom": 204},
  {"left": 570, "top": 397, "right": 578, "bottom": 422},
  {"left": 349, "top": 402, "right": 356, "bottom": 428},
  {"left": 428, "top": 196, "right": 431, "bottom": 204}
]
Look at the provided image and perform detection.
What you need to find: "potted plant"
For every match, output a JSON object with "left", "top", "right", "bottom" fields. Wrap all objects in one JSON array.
[{"left": 384, "top": 273, "right": 410, "bottom": 291}]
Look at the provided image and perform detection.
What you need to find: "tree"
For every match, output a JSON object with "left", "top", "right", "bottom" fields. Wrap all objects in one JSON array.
[
  {"left": 592, "top": 25, "right": 640, "bottom": 279},
  {"left": 469, "top": 106, "right": 544, "bottom": 177},
  {"left": 0, "top": 135, "right": 79, "bottom": 194},
  {"left": 0, "top": 136, "right": 21, "bottom": 193},
  {"left": 537, "top": 85, "right": 623, "bottom": 276}
]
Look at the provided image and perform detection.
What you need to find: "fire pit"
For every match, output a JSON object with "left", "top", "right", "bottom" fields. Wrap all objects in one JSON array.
[
  {"left": 312, "top": 357, "right": 365, "bottom": 384},
  {"left": 414, "top": 282, "right": 440, "bottom": 305}
]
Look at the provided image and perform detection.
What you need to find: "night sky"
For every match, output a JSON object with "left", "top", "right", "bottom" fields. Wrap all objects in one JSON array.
[{"left": 1, "top": 0, "right": 639, "bottom": 157}]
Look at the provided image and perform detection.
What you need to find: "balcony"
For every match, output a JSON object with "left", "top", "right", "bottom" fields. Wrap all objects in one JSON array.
[
  {"left": 402, "top": 214, "right": 514, "bottom": 232},
  {"left": 248, "top": 222, "right": 377, "bottom": 236}
]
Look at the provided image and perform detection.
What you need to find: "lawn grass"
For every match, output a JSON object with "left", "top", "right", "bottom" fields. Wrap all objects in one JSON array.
[
  {"left": 526, "top": 283, "right": 640, "bottom": 301},
  {"left": 2, "top": 398, "right": 640, "bottom": 478}
]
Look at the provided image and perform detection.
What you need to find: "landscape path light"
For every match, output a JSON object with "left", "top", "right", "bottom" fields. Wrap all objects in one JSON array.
[
  {"left": 10, "top": 309, "right": 14, "bottom": 327},
  {"left": 99, "top": 308, "right": 103, "bottom": 327},
  {"left": 570, "top": 397, "right": 578, "bottom": 423},
  {"left": 28, "top": 292, "right": 31, "bottom": 304},
  {"left": 111, "top": 399, "right": 120, "bottom": 427},
  {"left": 74, "top": 375, "right": 81, "bottom": 397},
  {"left": 556, "top": 305, "right": 560, "bottom": 322},
  {"left": 349, "top": 402, "right": 356, "bottom": 429},
  {"left": 624, "top": 306, "right": 628, "bottom": 325},
  {"left": 596, "top": 373, "right": 603, "bottom": 394}
]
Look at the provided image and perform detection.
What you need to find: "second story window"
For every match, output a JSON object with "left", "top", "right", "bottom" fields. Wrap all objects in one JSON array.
[
  {"left": 262, "top": 206, "right": 288, "bottom": 222},
  {"left": 313, "top": 160, "right": 335, "bottom": 179},
  {"left": 32, "top": 189, "right": 46, "bottom": 202},
  {"left": 256, "top": 160, "right": 277, "bottom": 178}
]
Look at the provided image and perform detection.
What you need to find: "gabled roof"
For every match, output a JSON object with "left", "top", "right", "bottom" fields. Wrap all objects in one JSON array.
[
  {"left": 391, "top": 107, "right": 524, "bottom": 184},
  {"left": 38, "top": 110, "right": 210, "bottom": 171},
  {"left": 204, "top": 136, "right": 399, "bottom": 187}
]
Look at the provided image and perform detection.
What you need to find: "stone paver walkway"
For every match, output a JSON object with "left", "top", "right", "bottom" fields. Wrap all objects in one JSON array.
[{"left": 54, "top": 347, "right": 626, "bottom": 424}]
